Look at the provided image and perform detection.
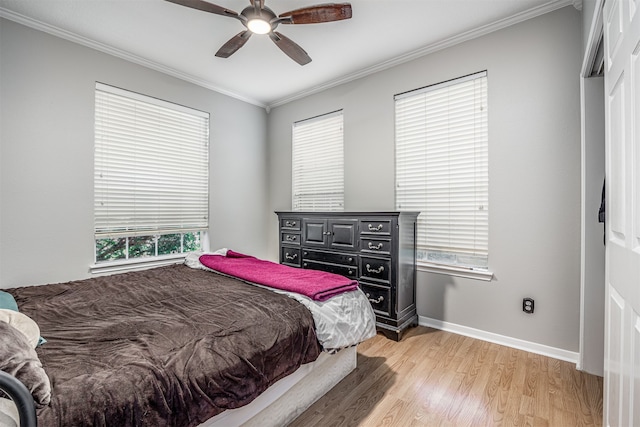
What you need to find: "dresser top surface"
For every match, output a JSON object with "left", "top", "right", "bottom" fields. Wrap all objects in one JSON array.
[{"left": 275, "top": 211, "right": 419, "bottom": 217}]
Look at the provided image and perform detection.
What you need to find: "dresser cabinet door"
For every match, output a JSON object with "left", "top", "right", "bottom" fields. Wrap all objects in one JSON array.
[
  {"left": 302, "top": 219, "right": 328, "bottom": 247},
  {"left": 328, "top": 219, "right": 357, "bottom": 250},
  {"left": 303, "top": 218, "right": 357, "bottom": 249}
]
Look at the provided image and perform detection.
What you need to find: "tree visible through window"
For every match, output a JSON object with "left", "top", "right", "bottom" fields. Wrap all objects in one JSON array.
[
  {"left": 94, "top": 83, "right": 209, "bottom": 264},
  {"left": 395, "top": 71, "right": 489, "bottom": 269}
]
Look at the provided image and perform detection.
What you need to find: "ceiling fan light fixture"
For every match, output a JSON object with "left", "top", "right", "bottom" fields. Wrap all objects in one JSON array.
[{"left": 247, "top": 18, "right": 271, "bottom": 34}]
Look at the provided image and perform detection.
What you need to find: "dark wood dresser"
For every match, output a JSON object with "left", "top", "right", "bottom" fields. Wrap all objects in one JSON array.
[{"left": 276, "top": 211, "right": 419, "bottom": 341}]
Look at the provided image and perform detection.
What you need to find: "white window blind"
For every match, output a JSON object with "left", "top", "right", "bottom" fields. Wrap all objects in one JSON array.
[
  {"left": 292, "top": 110, "right": 344, "bottom": 211},
  {"left": 395, "top": 71, "right": 488, "bottom": 268},
  {"left": 94, "top": 83, "right": 210, "bottom": 238}
]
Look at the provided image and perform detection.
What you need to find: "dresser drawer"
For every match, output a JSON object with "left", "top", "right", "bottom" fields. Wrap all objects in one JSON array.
[
  {"left": 360, "top": 219, "right": 392, "bottom": 236},
  {"left": 360, "top": 282, "right": 391, "bottom": 317},
  {"left": 280, "top": 217, "right": 301, "bottom": 230},
  {"left": 281, "top": 247, "right": 302, "bottom": 267},
  {"left": 361, "top": 237, "right": 391, "bottom": 255},
  {"left": 360, "top": 256, "right": 391, "bottom": 283},
  {"left": 303, "top": 260, "right": 358, "bottom": 280},
  {"left": 303, "top": 249, "right": 357, "bottom": 266},
  {"left": 281, "top": 232, "right": 301, "bottom": 246}
]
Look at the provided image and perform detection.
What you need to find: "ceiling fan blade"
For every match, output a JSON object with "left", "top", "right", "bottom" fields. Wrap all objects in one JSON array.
[
  {"left": 279, "top": 3, "right": 352, "bottom": 24},
  {"left": 269, "top": 32, "right": 312, "bottom": 65},
  {"left": 165, "top": 0, "right": 240, "bottom": 19},
  {"left": 215, "top": 31, "right": 252, "bottom": 58}
]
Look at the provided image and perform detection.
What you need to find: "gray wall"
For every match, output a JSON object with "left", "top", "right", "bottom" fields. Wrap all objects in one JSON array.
[
  {"left": 582, "top": 0, "right": 599, "bottom": 53},
  {"left": 267, "top": 7, "right": 583, "bottom": 352},
  {"left": 0, "top": 18, "right": 269, "bottom": 288}
]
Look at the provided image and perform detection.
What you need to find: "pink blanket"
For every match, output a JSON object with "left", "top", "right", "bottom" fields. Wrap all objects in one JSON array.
[{"left": 199, "top": 251, "right": 359, "bottom": 301}]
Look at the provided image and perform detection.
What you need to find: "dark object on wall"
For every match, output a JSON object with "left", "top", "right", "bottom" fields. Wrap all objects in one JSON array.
[
  {"left": 599, "top": 178, "right": 605, "bottom": 245},
  {"left": 277, "top": 211, "right": 419, "bottom": 341},
  {"left": 165, "top": 0, "right": 352, "bottom": 65},
  {"left": 523, "top": 297, "right": 534, "bottom": 314}
]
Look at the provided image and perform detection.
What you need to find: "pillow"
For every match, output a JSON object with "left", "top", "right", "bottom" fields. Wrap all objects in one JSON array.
[
  {"left": 0, "top": 310, "right": 40, "bottom": 349},
  {"left": 0, "top": 291, "right": 46, "bottom": 347},
  {"left": 0, "top": 321, "right": 51, "bottom": 407},
  {"left": 0, "top": 291, "right": 19, "bottom": 312}
]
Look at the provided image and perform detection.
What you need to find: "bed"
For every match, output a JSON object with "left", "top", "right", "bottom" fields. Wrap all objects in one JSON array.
[{"left": 0, "top": 251, "right": 376, "bottom": 426}]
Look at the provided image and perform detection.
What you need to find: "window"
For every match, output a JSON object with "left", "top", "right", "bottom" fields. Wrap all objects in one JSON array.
[
  {"left": 395, "top": 71, "right": 489, "bottom": 273},
  {"left": 94, "top": 83, "right": 209, "bottom": 270},
  {"left": 292, "top": 110, "right": 344, "bottom": 211}
]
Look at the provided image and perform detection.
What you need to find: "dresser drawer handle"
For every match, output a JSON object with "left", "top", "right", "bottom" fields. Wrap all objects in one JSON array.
[
  {"left": 366, "top": 264, "right": 385, "bottom": 274},
  {"left": 365, "top": 293, "right": 385, "bottom": 304},
  {"left": 286, "top": 235, "right": 297, "bottom": 241},
  {"left": 368, "top": 223, "right": 384, "bottom": 231},
  {"left": 285, "top": 253, "right": 298, "bottom": 260},
  {"left": 285, "top": 220, "right": 297, "bottom": 227},
  {"left": 368, "top": 242, "right": 383, "bottom": 250}
]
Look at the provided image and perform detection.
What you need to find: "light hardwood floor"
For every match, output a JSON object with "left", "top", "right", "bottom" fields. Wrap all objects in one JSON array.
[{"left": 290, "top": 326, "right": 603, "bottom": 426}]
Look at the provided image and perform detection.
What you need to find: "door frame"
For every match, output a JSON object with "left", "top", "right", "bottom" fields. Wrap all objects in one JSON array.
[{"left": 578, "top": 0, "right": 606, "bottom": 375}]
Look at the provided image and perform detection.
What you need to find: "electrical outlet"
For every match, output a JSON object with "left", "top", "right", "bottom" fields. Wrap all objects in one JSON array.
[{"left": 523, "top": 298, "right": 534, "bottom": 314}]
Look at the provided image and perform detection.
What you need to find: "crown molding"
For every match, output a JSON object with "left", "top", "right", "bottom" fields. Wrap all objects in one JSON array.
[
  {"left": 267, "top": 0, "right": 574, "bottom": 109},
  {"left": 0, "top": 8, "right": 267, "bottom": 109}
]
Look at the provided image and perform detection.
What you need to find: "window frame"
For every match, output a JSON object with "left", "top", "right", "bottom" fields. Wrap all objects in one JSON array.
[
  {"left": 394, "top": 71, "right": 493, "bottom": 281},
  {"left": 91, "top": 83, "right": 210, "bottom": 273}
]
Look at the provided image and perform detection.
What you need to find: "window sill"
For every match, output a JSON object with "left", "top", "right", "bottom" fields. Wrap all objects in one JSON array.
[
  {"left": 417, "top": 262, "right": 494, "bottom": 281},
  {"left": 90, "top": 254, "right": 186, "bottom": 276}
]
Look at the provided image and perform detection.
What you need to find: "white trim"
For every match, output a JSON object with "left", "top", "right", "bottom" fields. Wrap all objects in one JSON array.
[
  {"left": 580, "top": 0, "right": 605, "bottom": 78},
  {"left": 418, "top": 315, "right": 579, "bottom": 364},
  {"left": 578, "top": 0, "right": 605, "bottom": 373},
  {"left": 0, "top": 8, "right": 266, "bottom": 109},
  {"left": 578, "top": 75, "right": 587, "bottom": 372},
  {"left": 417, "top": 263, "right": 494, "bottom": 282},
  {"left": 89, "top": 254, "right": 186, "bottom": 276},
  {"left": 268, "top": 0, "right": 574, "bottom": 108}
]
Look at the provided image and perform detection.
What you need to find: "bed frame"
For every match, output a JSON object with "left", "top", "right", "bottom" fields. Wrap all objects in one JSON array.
[{"left": 204, "top": 346, "right": 356, "bottom": 426}]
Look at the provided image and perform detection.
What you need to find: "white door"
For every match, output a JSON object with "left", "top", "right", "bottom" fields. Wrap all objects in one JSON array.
[{"left": 603, "top": 0, "right": 640, "bottom": 425}]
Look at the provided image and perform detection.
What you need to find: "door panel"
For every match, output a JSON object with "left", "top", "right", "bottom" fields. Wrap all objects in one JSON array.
[
  {"left": 605, "top": 285, "right": 624, "bottom": 427},
  {"left": 607, "top": 74, "right": 625, "bottom": 240},
  {"left": 603, "top": 0, "right": 640, "bottom": 424}
]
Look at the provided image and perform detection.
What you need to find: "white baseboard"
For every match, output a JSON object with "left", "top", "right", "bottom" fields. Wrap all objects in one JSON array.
[{"left": 418, "top": 315, "right": 579, "bottom": 365}]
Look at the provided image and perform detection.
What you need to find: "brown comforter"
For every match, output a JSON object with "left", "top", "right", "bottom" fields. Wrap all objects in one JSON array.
[{"left": 8, "top": 264, "right": 322, "bottom": 426}]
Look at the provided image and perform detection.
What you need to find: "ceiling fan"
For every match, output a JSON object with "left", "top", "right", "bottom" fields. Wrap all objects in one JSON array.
[{"left": 165, "top": 0, "right": 353, "bottom": 65}]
